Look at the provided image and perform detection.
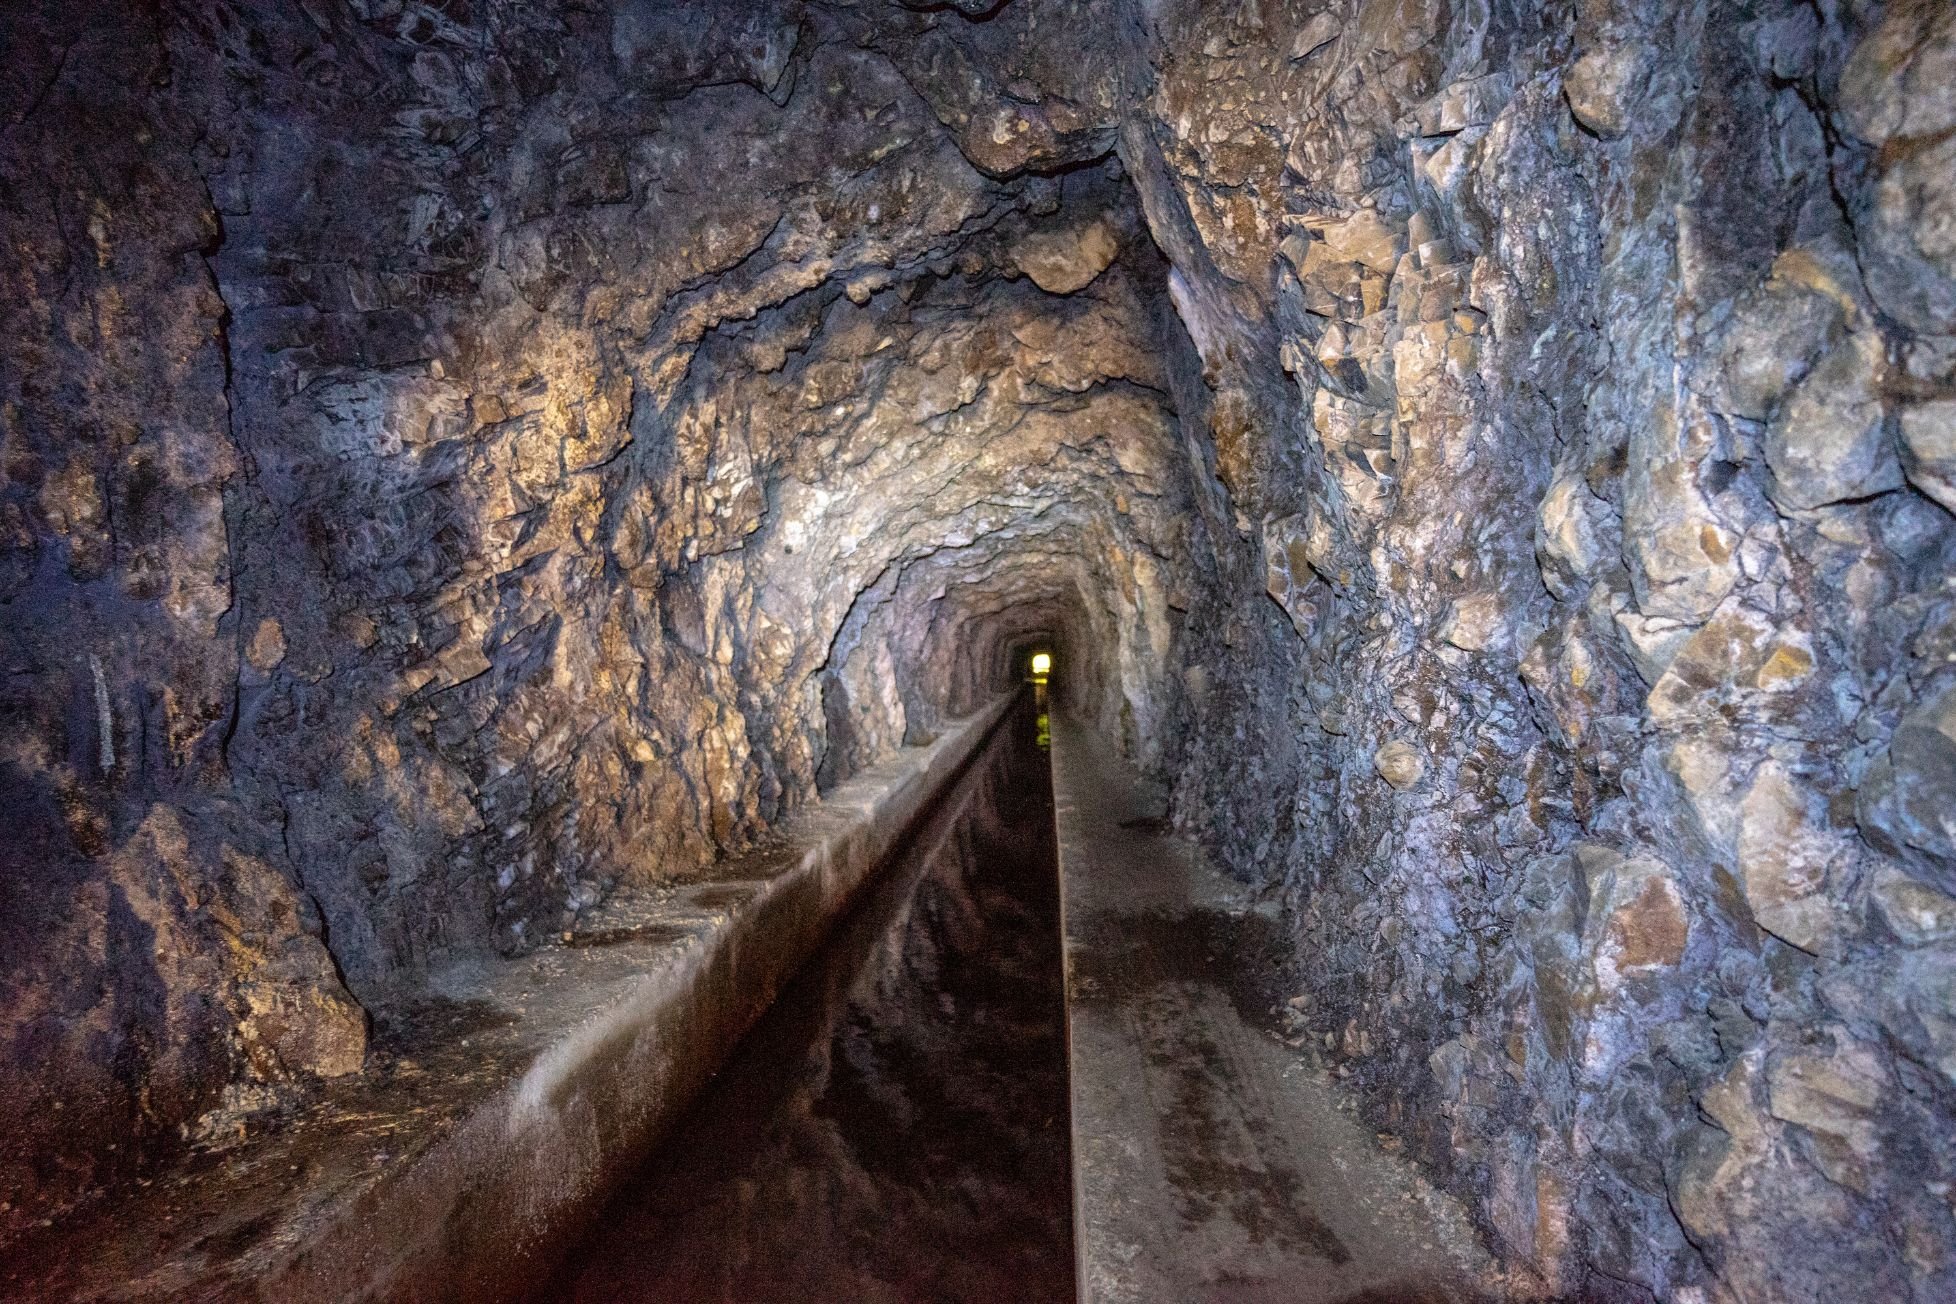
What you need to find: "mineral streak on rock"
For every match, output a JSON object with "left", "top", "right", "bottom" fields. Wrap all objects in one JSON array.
[{"left": 3, "top": 0, "right": 1955, "bottom": 1298}]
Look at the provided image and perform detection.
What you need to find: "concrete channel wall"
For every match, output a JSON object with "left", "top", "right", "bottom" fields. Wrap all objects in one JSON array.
[
  {"left": 10, "top": 695, "right": 1014, "bottom": 1304},
  {"left": 301, "top": 693, "right": 1016, "bottom": 1303}
]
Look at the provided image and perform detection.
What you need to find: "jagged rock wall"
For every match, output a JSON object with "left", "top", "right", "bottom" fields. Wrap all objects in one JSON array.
[
  {"left": 5, "top": 0, "right": 1955, "bottom": 1297},
  {"left": 1130, "top": 0, "right": 1956, "bottom": 1300},
  {"left": 657, "top": 202, "right": 1195, "bottom": 789},
  {"left": 0, "top": 0, "right": 1203, "bottom": 1241}
]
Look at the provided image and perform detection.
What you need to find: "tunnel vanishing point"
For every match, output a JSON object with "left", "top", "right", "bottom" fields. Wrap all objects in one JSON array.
[{"left": 5, "top": 0, "right": 1956, "bottom": 1300}]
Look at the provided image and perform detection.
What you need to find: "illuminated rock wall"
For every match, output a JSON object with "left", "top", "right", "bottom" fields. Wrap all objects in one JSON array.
[
  {"left": 5, "top": 0, "right": 1955, "bottom": 1297},
  {"left": 0, "top": 0, "right": 1203, "bottom": 1238},
  {"left": 1133, "top": 2, "right": 1956, "bottom": 1299}
]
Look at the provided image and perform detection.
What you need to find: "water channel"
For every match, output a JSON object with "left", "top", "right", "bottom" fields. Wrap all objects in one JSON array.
[{"left": 535, "top": 695, "right": 1074, "bottom": 1302}]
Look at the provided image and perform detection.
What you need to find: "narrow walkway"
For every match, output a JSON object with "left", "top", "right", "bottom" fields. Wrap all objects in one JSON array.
[{"left": 1051, "top": 715, "right": 1498, "bottom": 1304}]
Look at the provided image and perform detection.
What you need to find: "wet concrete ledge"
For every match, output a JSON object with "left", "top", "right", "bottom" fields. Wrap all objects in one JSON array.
[
  {"left": 1050, "top": 713, "right": 1499, "bottom": 1304},
  {"left": 4, "top": 695, "right": 1014, "bottom": 1304}
]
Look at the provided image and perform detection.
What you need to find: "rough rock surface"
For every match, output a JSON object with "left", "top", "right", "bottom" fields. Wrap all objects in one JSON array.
[
  {"left": 1133, "top": 1, "right": 1956, "bottom": 1300},
  {"left": 3, "top": 0, "right": 1955, "bottom": 1299},
  {"left": 0, "top": 0, "right": 1197, "bottom": 1243}
]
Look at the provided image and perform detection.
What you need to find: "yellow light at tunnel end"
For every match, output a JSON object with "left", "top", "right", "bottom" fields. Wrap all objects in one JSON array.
[{"left": 1030, "top": 652, "right": 1052, "bottom": 677}]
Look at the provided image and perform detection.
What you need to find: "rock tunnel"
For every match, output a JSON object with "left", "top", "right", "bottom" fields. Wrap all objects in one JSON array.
[{"left": 4, "top": 0, "right": 1956, "bottom": 1300}]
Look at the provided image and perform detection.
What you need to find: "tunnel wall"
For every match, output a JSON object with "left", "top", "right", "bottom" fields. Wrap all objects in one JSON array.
[
  {"left": 4, "top": 0, "right": 1956, "bottom": 1298},
  {"left": 0, "top": 0, "right": 1202, "bottom": 1240},
  {"left": 1124, "top": 1, "right": 1956, "bottom": 1300}
]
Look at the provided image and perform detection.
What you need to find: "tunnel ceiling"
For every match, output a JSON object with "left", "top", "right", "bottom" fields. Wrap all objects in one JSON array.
[
  {"left": 8, "top": 0, "right": 1956, "bottom": 1298},
  {"left": 1, "top": 0, "right": 1221, "bottom": 1225}
]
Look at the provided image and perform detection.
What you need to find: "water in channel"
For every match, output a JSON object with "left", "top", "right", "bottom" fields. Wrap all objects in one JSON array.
[{"left": 536, "top": 696, "right": 1074, "bottom": 1303}]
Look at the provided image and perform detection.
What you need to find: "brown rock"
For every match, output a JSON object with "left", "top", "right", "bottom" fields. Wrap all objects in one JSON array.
[
  {"left": 1012, "top": 217, "right": 1120, "bottom": 295},
  {"left": 245, "top": 617, "right": 287, "bottom": 672},
  {"left": 1606, "top": 871, "right": 1690, "bottom": 970},
  {"left": 1375, "top": 739, "right": 1426, "bottom": 790}
]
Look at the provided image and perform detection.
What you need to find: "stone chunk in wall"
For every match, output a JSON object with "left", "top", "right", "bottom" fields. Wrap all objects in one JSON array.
[
  {"left": 1859, "top": 678, "right": 1956, "bottom": 891},
  {"left": 1764, "top": 330, "right": 1902, "bottom": 510},
  {"left": 1405, "top": 72, "right": 1513, "bottom": 138},
  {"left": 1838, "top": 1, "right": 1956, "bottom": 334},
  {"left": 1563, "top": 41, "right": 1650, "bottom": 139},
  {"left": 1298, "top": 209, "right": 1406, "bottom": 275},
  {"left": 1535, "top": 469, "right": 1616, "bottom": 599},
  {"left": 1440, "top": 592, "right": 1509, "bottom": 654},
  {"left": 1644, "top": 601, "right": 1816, "bottom": 730},
  {"left": 1262, "top": 514, "right": 1321, "bottom": 639},
  {"left": 1374, "top": 738, "right": 1425, "bottom": 790},
  {"left": 1898, "top": 399, "right": 1956, "bottom": 514},
  {"left": 215, "top": 848, "right": 369, "bottom": 1081},
  {"left": 1868, "top": 867, "right": 1956, "bottom": 945},
  {"left": 1711, "top": 274, "right": 1843, "bottom": 422},
  {"left": 1574, "top": 844, "right": 1692, "bottom": 993},
  {"left": 1622, "top": 407, "right": 1742, "bottom": 626},
  {"left": 1766, "top": 1038, "right": 1889, "bottom": 1194},
  {"left": 1735, "top": 760, "right": 1845, "bottom": 953},
  {"left": 1011, "top": 217, "right": 1120, "bottom": 294},
  {"left": 107, "top": 808, "right": 368, "bottom": 1089}
]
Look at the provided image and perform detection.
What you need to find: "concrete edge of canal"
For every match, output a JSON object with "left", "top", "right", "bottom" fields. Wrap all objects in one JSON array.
[
  {"left": 7, "top": 695, "right": 1016, "bottom": 1304},
  {"left": 285, "top": 692, "right": 1022, "bottom": 1304}
]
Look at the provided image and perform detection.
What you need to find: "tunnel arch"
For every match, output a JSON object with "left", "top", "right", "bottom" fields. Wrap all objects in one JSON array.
[{"left": 4, "top": 4, "right": 1950, "bottom": 1297}]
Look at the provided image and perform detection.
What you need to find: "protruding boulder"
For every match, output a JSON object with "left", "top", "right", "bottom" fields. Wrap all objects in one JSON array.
[
  {"left": 1374, "top": 739, "right": 1426, "bottom": 790},
  {"left": 1712, "top": 278, "right": 1843, "bottom": 422},
  {"left": 1644, "top": 602, "right": 1816, "bottom": 728},
  {"left": 1736, "top": 760, "right": 1844, "bottom": 953},
  {"left": 1440, "top": 592, "right": 1508, "bottom": 654},
  {"left": 1766, "top": 1038, "right": 1889, "bottom": 1194},
  {"left": 1573, "top": 844, "right": 1693, "bottom": 991},
  {"left": 1563, "top": 42, "right": 1649, "bottom": 138},
  {"left": 1869, "top": 867, "right": 1956, "bottom": 944},
  {"left": 1289, "top": 13, "right": 1340, "bottom": 63},
  {"left": 1622, "top": 408, "right": 1743, "bottom": 626},
  {"left": 1763, "top": 331, "right": 1902, "bottom": 510},
  {"left": 1899, "top": 399, "right": 1956, "bottom": 514},
  {"left": 1300, "top": 208, "right": 1406, "bottom": 275},
  {"left": 245, "top": 617, "right": 287, "bottom": 673},
  {"left": 1407, "top": 73, "right": 1514, "bottom": 138},
  {"left": 1860, "top": 679, "right": 1956, "bottom": 887},
  {"left": 1838, "top": 0, "right": 1956, "bottom": 333},
  {"left": 1536, "top": 470, "right": 1616, "bottom": 599},
  {"left": 1262, "top": 514, "right": 1321, "bottom": 639},
  {"left": 1011, "top": 217, "right": 1120, "bottom": 295}
]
